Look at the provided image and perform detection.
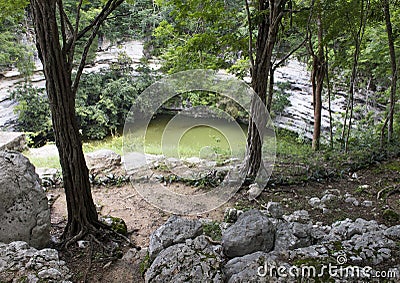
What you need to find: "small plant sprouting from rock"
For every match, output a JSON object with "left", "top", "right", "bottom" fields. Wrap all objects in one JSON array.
[
  {"left": 139, "top": 251, "right": 151, "bottom": 276},
  {"left": 202, "top": 221, "right": 222, "bottom": 242}
]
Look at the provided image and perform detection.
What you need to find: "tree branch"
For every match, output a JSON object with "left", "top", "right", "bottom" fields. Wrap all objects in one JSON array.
[
  {"left": 76, "top": 0, "right": 115, "bottom": 42},
  {"left": 57, "top": 0, "right": 67, "bottom": 50},
  {"left": 245, "top": 0, "right": 254, "bottom": 72},
  {"left": 72, "top": 0, "right": 124, "bottom": 96},
  {"left": 273, "top": 37, "right": 306, "bottom": 70},
  {"left": 66, "top": 0, "right": 83, "bottom": 71}
]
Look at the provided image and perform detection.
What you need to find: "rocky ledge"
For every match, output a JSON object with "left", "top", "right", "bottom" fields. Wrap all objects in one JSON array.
[{"left": 145, "top": 205, "right": 400, "bottom": 282}]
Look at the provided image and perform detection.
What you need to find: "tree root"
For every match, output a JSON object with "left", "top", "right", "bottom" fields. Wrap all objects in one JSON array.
[
  {"left": 377, "top": 185, "right": 399, "bottom": 200},
  {"left": 61, "top": 219, "right": 136, "bottom": 253},
  {"left": 82, "top": 237, "right": 93, "bottom": 283}
]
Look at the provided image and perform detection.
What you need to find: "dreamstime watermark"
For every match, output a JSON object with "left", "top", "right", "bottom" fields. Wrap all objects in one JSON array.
[
  {"left": 257, "top": 254, "right": 399, "bottom": 280},
  {"left": 123, "top": 69, "right": 276, "bottom": 215}
]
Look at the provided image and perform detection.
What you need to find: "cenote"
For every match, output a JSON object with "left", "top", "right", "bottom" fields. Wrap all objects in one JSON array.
[{"left": 138, "top": 114, "right": 248, "bottom": 159}]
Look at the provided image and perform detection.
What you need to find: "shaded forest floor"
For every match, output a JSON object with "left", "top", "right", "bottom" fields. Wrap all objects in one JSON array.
[{"left": 46, "top": 154, "right": 400, "bottom": 282}]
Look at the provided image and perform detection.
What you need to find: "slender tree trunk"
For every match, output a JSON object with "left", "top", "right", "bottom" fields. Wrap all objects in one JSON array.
[
  {"left": 344, "top": 0, "right": 368, "bottom": 152},
  {"left": 31, "top": 0, "right": 101, "bottom": 240},
  {"left": 325, "top": 48, "right": 334, "bottom": 149},
  {"left": 267, "top": 67, "right": 274, "bottom": 113},
  {"left": 381, "top": 0, "right": 397, "bottom": 144},
  {"left": 310, "top": 13, "right": 325, "bottom": 151},
  {"left": 246, "top": 0, "right": 269, "bottom": 179}
]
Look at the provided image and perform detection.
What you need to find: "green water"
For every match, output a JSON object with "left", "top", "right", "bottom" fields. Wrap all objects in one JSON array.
[{"left": 141, "top": 115, "right": 248, "bottom": 159}]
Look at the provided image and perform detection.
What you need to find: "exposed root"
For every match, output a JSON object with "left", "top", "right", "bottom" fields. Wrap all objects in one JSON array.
[
  {"left": 82, "top": 237, "right": 93, "bottom": 283},
  {"left": 377, "top": 185, "right": 399, "bottom": 200},
  {"left": 64, "top": 227, "right": 88, "bottom": 250}
]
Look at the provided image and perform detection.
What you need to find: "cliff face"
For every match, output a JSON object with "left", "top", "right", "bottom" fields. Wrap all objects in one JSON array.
[{"left": 272, "top": 60, "right": 384, "bottom": 140}]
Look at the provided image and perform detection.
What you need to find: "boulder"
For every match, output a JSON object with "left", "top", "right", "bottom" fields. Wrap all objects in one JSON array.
[
  {"left": 384, "top": 225, "right": 400, "bottom": 240},
  {"left": 146, "top": 235, "right": 223, "bottom": 283},
  {"left": 148, "top": 216, "right": 203, "bottom": 260},
  {"left": 224, "top": 251, "right": 288, "bottom": 283},
  {"left": 0, "top": 151, "right": 50, "bottom": 249},
  {"left": 222, "top": 210, "right": 275, "bottom": 258},
  {"left": 265, "top": 202, "right": 284, "bottom": 219},
  {"left": 85, "top": 149, "right": 121, "bottom": 174}
]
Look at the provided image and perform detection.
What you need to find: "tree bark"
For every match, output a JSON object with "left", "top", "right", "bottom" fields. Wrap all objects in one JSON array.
[
  {"left": 381, "top": 0, "right": 397, "bottom": 144},
  {"left": 325, "top": 46, "right": 334, "bottom": 149},
  {"left": 343, "top": 0, "right": 368, "bottom": 152},
  {"left": 245, "top": 0, "right": 287, "bottom": 180},
  {"left": 309, "top": 12, "right": 325, "bottom": 151},
  {"left": 30, "top": 0, "right": 103, "bottom": 240}
]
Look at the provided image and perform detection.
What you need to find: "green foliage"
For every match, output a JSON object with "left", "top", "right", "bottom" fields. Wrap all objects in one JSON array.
[
  {"left": 0, "top": 12, "right": 35, "bottom": 75},
  {"left": 139, "top": 251, "right": 151, "bottom": 276},
  {"left": 101, "top": 215, "right": 128, "bottom": 235},
  {"left": 202, "top": 221, "right": 222, "bottom": 241},
  {"left": 271, "top": 82, "right": 291, "bottom": 117},
  {"left": 150, "top": 0, "right": 247, "bottom": 73},
  {"left": 0, "top": 0, "right": 28, "bottom": 22},
  {"left": 11, "top": 84, "right": 53, "bottom": 146},
  {"left": 76, "top": 60, "right": 155, "bottom": 140},
  {"left": 179, "top": 90, "right": 247, "bottom": 121}
]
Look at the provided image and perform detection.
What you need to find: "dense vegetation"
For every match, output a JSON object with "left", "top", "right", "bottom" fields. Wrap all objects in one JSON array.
[{"left": 3, "top": 0, "right": 399, "bottom": 153}]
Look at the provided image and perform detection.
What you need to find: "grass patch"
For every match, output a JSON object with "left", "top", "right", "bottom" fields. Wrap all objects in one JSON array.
[
  {"left": 82, "top": 135, "right": 124, "bottom": 155},
  {"left": 24, "top": 154, "right": 61, "bottom": 169}
]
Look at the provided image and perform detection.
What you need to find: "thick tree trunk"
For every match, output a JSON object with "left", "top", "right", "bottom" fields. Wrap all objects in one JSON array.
[
  {"left": 31, "top": 0, "right": 100, "bottom": 240},
  {"left": 246, "top": 0, "right": 286, "bottom": 180},
  {"left": 246, "top": 0, "right": 269, "bottom": 180}
]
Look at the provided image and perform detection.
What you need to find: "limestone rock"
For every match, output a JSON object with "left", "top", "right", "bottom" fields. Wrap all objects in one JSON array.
[
  {"left": 283, "top": 210, "right": 310, "bottom": 224},
  {"left": 222, "top": 210, "right": 275, "bottom": 258},
  {"left": 145, "top": 235, "right": 223, "bottom": 283},
  {"left": 224, "top": 251, "right": 290, "bottom": 283},
  {"left": 0, "top": 151, "right": 50, "bottom": 249},
  {"left": 308, "top": 197, "right": 321, "bottom": 207},
  {"left": 265, "top": 202, "right": 284, "bottom": 219},
  {"left": 148, "top": 216, "right": 203, "bottom": 260},
  {"left": 247, "top": 183, "right": 263, "bottom": 201},
  {"left": 384, "top": 225, "right": 400, "bottom": 240},
  {"left": 0, "top": 241, "right": 71, "bottom": 282},
  {"left": 274, "top": 222, "right": 312, "bottom": 251},
  {"left": 85, "top": 149, "right": 121, "bottom": 174},
  {"left": 0, "top": 132, "right": 26, "bottom": 152}
]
